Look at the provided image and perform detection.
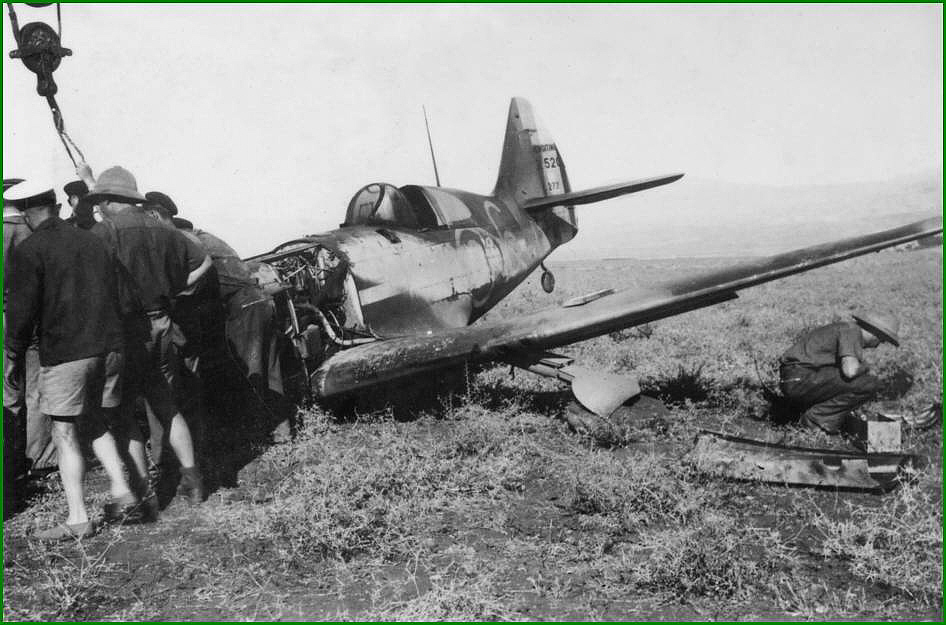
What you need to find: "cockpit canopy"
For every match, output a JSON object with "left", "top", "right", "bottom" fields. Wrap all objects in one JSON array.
[
  {"left": 345, "top": 183, "right": 417, "bottom": 228},
  {"left": 344, "top": 183, "right": 475, "bottom": 230}
]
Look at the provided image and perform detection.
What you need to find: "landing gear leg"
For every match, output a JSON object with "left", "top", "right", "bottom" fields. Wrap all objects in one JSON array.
[{"left": 540, "top": 262, "right": 555, "bottom": 294}]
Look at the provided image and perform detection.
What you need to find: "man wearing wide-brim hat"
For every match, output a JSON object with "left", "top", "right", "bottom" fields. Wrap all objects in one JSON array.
[
  {"left": 778, "top": 311, "right": 900, "bottom": 433},
  {"left": 88, "top": 166, "right": 213, "bottom": 507},
  {"left": 83, "top": 165, "right": 147, "bottom": 206}
]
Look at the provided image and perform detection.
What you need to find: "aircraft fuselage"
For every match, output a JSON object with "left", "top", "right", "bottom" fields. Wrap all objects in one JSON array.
[{"left": 298, "top": 186, "right": 557, "bottom": 338}]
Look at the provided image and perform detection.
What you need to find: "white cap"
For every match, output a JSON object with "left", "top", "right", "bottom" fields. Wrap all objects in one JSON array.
[{"left": 3, "top": 179, "right": 56, "bottom": 209}]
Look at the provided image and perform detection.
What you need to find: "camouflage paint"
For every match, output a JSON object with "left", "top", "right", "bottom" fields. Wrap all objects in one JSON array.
[{"left": 282, "top": 184, "right": 556, "bottom": 338}]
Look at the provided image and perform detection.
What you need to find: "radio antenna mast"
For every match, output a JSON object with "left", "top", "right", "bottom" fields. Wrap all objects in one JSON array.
[{"left": 423, "top": 106, "right": 441, "bottom": 187}]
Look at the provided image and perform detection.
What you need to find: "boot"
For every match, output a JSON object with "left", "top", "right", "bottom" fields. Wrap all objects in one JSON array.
[
  {"left": 178, "top": 466, "right": 205, "bottom": 505},
  {"left": 135, "top": 475, "right": 160, "bottom": 522},
  {"left": 103, "top": 492, "right": 144, "bottom": 525}
]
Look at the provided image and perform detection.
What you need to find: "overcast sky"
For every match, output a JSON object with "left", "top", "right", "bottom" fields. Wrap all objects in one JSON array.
[{"left": 3, "top": 4, "right": 942, "bottom": 256}]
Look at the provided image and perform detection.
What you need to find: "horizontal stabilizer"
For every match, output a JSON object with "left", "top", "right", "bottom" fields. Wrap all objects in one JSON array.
[{"left": 522, "top": 173, "right": 684, "bottom": 212}]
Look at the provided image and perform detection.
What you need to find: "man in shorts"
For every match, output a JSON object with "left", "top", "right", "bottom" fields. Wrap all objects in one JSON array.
[
  {"left": 88, "top": 167, "right": 212, "bottom": 504},
  {"left": 5, "top": 181, "right": 142, "bottom": 540}
]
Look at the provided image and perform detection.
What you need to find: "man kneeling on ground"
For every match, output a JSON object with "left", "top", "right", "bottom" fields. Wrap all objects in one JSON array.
[{"left": 778, "top": 312, "right": 900, "bottom": 433}]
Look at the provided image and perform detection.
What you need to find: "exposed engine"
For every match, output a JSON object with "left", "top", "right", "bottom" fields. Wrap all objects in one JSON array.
[{"left": 248, "top": 241, "right": 373, "bottom": 395}]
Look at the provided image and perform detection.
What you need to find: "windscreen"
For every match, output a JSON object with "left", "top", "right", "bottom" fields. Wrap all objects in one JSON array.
[{"left": 345, "top": 183, "right": 417, "bottom": 229}]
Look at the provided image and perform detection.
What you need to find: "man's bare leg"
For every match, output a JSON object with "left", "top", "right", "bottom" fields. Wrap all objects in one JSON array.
[
  {"left": 110, "top": 404, "right": 151, "bottom": 486},
  {"left": 50, "top": 420, "right": 88, "bottom": 525},
  {"left": 166, "top": 412, "right": 204, "bottom": 503},
  {"left": 89, "top": 430, "right": 134, "bottom": 499},
  {"left": 167, "top": 413, "right": 196, "bottom": 468}
]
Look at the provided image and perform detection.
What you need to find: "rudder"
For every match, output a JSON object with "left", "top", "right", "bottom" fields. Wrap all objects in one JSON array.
[{"left": 493, "top": 97, "right": 577, "bottom": 247}]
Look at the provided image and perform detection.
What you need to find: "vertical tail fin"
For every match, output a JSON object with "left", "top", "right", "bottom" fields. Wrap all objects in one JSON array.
[{"left": 493, "top": 97, "right": 577, "bottom": 247}]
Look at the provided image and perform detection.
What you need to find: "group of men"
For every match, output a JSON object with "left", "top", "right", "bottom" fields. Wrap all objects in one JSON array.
[{"left": 3, "top": 165, "right": 284, "bottom": 541}]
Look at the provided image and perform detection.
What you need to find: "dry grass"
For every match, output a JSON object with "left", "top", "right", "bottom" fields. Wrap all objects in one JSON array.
[
  {"left": 812, "top": 474, "right": 943, "bottom": 603},
  {"left": 562, "top": 451, "right": 704, "bottom": 528},
  {"left": 3, "top": 248, "right": 941, "bottom": 620},
  {"left": 623, "top": 511, "right": 796, "bottom": 600},
  {"left": 3, "top": 534, "right": 122, "bottom": 621}
]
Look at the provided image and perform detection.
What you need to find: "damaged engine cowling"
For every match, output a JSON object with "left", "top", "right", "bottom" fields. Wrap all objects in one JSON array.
[{"left": 249, "top": 241, "right": 374, "bottom": 395}]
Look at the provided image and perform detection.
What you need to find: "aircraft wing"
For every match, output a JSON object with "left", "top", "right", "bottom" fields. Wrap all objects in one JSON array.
[{"left": 312, "top": 216, "right": 942, "bottom": 398}]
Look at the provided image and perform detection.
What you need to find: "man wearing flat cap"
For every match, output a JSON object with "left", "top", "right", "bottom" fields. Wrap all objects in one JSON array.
[
  {"left": 144, "top": 191, "right": 178, "bottom": 218},
  {"left": 88, "top": 166, "right": 213, "bottom": 505},
  {"left": 4, "top": 180, "right": 144, "bottom": 539},
  {"left": 148, "top": 200, "right": 290, "bottom": 443},
  {"left": 778, "top": 312, "right": 900, "bottom": 433},
  {"left": 63, "top": 179, "right": 94, "bottom": 229},
  {"left": 143, "top": 190, "right": 219, "bottom": 468}
]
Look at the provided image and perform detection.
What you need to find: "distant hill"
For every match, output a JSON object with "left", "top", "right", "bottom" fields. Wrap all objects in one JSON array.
[{"left": 555, "top": 171, "right": 942, "bottom": 259}]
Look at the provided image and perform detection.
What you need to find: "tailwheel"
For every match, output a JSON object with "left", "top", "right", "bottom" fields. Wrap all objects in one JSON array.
[{"left": 540, "top": 262, "right": 555, "bottom": 293}]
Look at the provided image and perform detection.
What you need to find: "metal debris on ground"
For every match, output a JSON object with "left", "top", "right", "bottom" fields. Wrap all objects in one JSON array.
[
  {"left": 876, "top": 403, "right": 941, "bottom": 431},
  {"left": 687, "top": 430, "right": 921, "bottom": 492},
  {"left": 844, "top": 411, "right": 901, "bottom": 453}
]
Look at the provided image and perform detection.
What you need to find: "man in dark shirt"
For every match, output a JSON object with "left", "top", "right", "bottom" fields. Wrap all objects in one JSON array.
[
  {"left": 154, "top": 202, "right": 284, "bottom": 395},
  {"left": 141, "top": 192, "right": 220, "bottom": 467},
  {"left": 779, "top": 312, "right": 900, "bottom": 433},
  {"left": 144, "top": 192, "right": 223, "bottom": 360},
  {"left": 87, "top": 167, "right": 212, "bottom": 504},
  {"left": 3, "top": 178, "right": 34, "bottom": 481},
  {"left": 194, "top": 226, "right": 286, "bottom": 399},
  {"left": 63, "top": 179, "right": 94, "bottom": 229},
  {"left": 3, "top": 179, "right": 57, "bottom": 478},
  {"left": 147, "top": 195, "right": 289, "bottom": 443},
  {"left": 5, "top": 181, "right": 141, "bottom": 540}
]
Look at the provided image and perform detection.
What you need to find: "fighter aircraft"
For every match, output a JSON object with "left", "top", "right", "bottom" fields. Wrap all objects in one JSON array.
[{"left": 248, "top": 97, "right": 942, "bottom": 421}]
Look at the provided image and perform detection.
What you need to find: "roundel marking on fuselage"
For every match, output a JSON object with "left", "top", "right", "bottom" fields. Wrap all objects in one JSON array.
[{"left": 456, "top": 227, "right": 498, "bottom": 310}]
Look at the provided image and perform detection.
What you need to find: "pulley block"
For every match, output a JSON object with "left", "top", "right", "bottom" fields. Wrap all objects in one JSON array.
[{"left": 9, "top": 21, "right": 71, "bottom": 96}]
